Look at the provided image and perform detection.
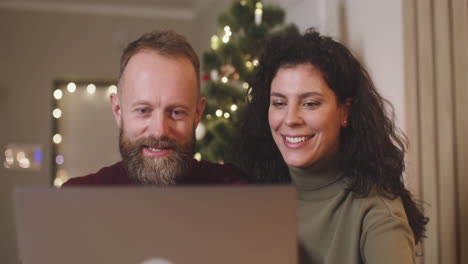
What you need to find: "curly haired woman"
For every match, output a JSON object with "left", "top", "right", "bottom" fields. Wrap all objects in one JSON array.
[{"left": 235, "top": 28, "right": 428, "bottom": 264}]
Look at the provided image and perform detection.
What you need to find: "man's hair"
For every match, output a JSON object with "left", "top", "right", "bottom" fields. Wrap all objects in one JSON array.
[{"left": 118, "top": 30, "right": 200, "bottom": 89}]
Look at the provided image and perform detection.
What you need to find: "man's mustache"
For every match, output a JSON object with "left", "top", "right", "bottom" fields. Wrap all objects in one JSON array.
[{"left": 135, "top": 137, "right": 178, "bottom": 150}]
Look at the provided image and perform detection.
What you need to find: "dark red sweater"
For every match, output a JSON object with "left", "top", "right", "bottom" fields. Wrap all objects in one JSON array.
[{"left": 63, "top": 159, "right": 246, "bottom": 186}]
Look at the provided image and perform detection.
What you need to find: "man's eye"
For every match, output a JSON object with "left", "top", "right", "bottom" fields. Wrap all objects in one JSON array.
[
  {"left": 136, "top": 108, "right": 149, "bottom": 114},
  {"left": 171, "top": 109, "right": 186, "bottom": 118}
]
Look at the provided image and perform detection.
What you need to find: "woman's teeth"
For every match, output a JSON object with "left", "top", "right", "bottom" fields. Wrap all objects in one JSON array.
[{"left": 285, "top": 136, "right": 310, "bottom": 144}]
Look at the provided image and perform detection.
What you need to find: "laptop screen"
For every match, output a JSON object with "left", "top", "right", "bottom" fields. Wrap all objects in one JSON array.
[{"left": 14, "top": 186, "right": 297, "bottom": 264}]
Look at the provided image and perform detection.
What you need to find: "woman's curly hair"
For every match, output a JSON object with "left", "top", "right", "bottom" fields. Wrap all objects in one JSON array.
[{"left": 234, "top": 28, "right": 428, "bottom": 244}]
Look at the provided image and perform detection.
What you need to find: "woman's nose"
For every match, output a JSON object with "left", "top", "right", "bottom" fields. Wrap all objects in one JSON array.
[{"left": 284, "top": 107, "right": 304, "bottom": 127}]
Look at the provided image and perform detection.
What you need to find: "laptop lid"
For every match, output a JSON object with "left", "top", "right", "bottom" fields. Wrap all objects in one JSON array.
[{"left": 14, "top": 186, "right": 297, "bottom": 264}]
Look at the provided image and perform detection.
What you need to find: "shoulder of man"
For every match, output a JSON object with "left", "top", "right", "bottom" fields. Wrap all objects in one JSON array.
[
  {"left": 182, "top": 159, "right": 248, "bottom": 184},
  {"left": 62, "top": 161, "right": 132, "bottom": 186}
]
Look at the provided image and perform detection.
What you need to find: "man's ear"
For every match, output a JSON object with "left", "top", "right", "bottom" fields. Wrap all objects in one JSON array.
[
  {"left": 194, "top": 97, "right": 206, "bottom": 126},
  {"left": 110, "top": 93, "right": 122, "bottom": 128}
]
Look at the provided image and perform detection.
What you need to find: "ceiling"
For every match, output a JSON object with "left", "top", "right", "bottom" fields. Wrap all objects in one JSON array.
[{"left": 0, "top": 0, "right": 214, "bottom": 20}]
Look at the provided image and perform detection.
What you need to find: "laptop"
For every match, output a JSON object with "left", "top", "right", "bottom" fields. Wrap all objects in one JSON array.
[{"left": 14, "top": 186, "right": 297, "bottom": 264}]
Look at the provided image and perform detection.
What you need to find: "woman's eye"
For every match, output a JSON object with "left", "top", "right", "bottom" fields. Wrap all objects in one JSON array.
[
  {"left": 304, "top": 101, "right": 320, "bottom": 107},
  {"left": 271, "top": 101, "right": 286, "bottom": 107}
]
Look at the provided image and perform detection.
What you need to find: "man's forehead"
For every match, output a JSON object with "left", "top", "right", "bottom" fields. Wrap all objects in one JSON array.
[
  {"left": 119, "top": 50, "right": 197, "bottom": 90},
  {"left": 117, "top": 52, "right": 198, "bottom": 106}
]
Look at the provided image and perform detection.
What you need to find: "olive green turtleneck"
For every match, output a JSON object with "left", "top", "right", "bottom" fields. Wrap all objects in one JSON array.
[{"left": 289, "top": 161, "right": 415, "bottom": 264}]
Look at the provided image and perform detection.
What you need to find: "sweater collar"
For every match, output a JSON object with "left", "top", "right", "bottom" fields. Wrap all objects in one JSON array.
[{"left": 288, "top": 156, "right": 345, "bottom": 200}]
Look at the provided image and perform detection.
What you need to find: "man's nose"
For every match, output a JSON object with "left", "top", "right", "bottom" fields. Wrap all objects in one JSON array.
[
  {"left": 148, "top": 112, "right": 170, "bottom": 139},
  {"left": 284, "top": 106, "right": 304, "bottom": 127}
]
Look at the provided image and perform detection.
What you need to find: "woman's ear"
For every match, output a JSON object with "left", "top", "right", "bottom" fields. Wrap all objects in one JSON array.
[{"left": 341, "top": 97, "right": 352, "bottom": 128}]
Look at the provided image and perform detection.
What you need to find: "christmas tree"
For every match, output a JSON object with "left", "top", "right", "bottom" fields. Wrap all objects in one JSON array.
[{"left": 195, "top": 0, "right": 298, "bottom": 163}]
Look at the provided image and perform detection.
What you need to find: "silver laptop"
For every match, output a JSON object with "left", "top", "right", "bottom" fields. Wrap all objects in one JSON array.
[{"left": 14, "top": 186, "right": 297, "bottom": 264}]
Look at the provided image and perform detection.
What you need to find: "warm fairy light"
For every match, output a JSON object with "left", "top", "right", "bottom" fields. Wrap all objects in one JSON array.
[
  {"left": 211, "top": 35, "right": 220, "bottom": 50},
  {"left": 107, "top": 85, "right": 117, "bottom": 95},
  {"left": 253, "top": 59, "right": 259, "bottom": 66},
  {"left": 55, "top": 169, "right": 69, "bottom": 187},
  {"left": 54, "top": 177, "right": 64, "bottom": 187},
  {"left": 206, "top": 114, "right": 212, "bottom": 120},
  {"left": 53, "top": 89, "right": 63, "bottom": 100},
  {"left": 242, "top": 82, "right": 249, "bottom": 89},
  {"left": 230, "top": 104, "right": 238, "bottom": 111},
  {"left": 16, "top": 151, "right": 25, "bottom": 162},
  {"left": 19, "top": 157, "right": 30, "bottom": 168},
  {"left": 215, "top": 110, "right": 223, "bottom": 117},
  {"left": 222, "top": 25, "right": 232, "bottom": 43},
  {"left": 255, "top": 2, "right": 263, "bottom": 25},
  {"left": 240, "top": 0, "right": 246, "bottom": 5},
  {"left": 87, "top": 84, "right": 96, "bottom": 94},
  {"left": 224, "top": 112, "right": 230, "bottom": 119},
  {"left": 246, "top": 61, "right": 253, "bottom": 68},
  {"left": 53, "top": 134, "right": 62, "bottom": 144},
  {"left": 16, "top": 151, "right": 30, "bottom": 168},
  {"left": 194, "top": 152, "right": 202, "bottom": 161},
  {"left": 221, "top": 76, "right": 228, "bottom": 83},
  {"left": 52, "top": 108, "right": 62, "bottom": 119},
  {"left": 5, "top": 148, "right": 14, "bottom": 165},
  {"left": 67, "top": 82, "right": 76, "bottom": 93}
]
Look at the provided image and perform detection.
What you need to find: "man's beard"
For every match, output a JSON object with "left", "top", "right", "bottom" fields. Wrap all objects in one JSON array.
[{"left": 119, "top": 128, "right": 195, "bottom": 185}]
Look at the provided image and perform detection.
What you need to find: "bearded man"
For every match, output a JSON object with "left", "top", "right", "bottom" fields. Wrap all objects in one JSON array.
[{"left": 64, "top": 30, "right": 244, "bottom": 186}]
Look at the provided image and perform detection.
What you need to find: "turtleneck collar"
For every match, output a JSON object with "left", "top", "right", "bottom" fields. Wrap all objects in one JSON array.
[{"left": 288, "top": 156, "right": 346, "bottom": 201}]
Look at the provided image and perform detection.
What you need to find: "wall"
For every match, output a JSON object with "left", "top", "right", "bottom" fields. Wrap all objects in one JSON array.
[
  {"left": 0, "top": 0, "right": 410, "bottom": 263},
  {"left": 287, "top": 0, "right": 406, "bottom": 132},
  {"left": 0, "top": 9, "right": 192, "bottom": 263}
]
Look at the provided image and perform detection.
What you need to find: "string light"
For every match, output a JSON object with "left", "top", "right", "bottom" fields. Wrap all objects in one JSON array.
[
  {"left": 211, "top": 35, "right": 220, "bottom": 50},
  {"left": 53, "top": 134, "right": 62, "bottom": 144},
  {"left": 55, "top": 155, "right": 64, "bottom": 165},
  {"left": 55, "top": 169, "right": 69, "bottom": 188},
  {"left": 246, "top": 61, "right": 253, "bottom": 68},
  {"left": 107, "top": 85, "right": 117, "bottom": 95},
  {"left": 194, "top": 152, "right": 202, "bottom": 161},
  {"left": 87, "top": 84, "right": 96, "bottom": 94},
  {"left": 16, "top": 151, "right": 25, "bottom": 162},
  {"left": 224, "top": 112, "right": 230, "bottom": 119},
  {"left": 53, "top": 89, "right": 63, "bottom": 100},
  {"left": 16, "top": 151, "right": 30, "bottom": 168},
  {"left": 230, "top": 104, "right": 238, "bottom": 111},
  {"left": 52, "top": 108, "right": 62, "bottom": 119},
  {"left": 255, "top": 2, "right": 263, "bottom": 25},
  {"left": 222, "top": 26, "right": 232, "bottom": 43},
  {"left": 215, "top": 110, "right": 223, "bottom": 117},
  {"left": 19, "top": 158, "right": 30, "bottom": 168},
  {"left": 253, "top": 59, "right": 259, "bottom": 66},
  {"left": 240, "top": 0, "right": 246, "bottom": 6},
  {"left": 242, "top": 82, "right": 249, "bottom": 89},
  {"left": 221, "top": 76, "right": 228, "bottom": 83},
  {"left": 206, "top": 114, "right": 212, "bottom": 120},
  {"left": 67, "top": 82, "right": 76, "bottom": 93},
  {"left": 54, "top": 177, "right": 64, "bottom": 187},
  {"left": 4, "top": 148, "right": 14, "bottom": 165}
]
